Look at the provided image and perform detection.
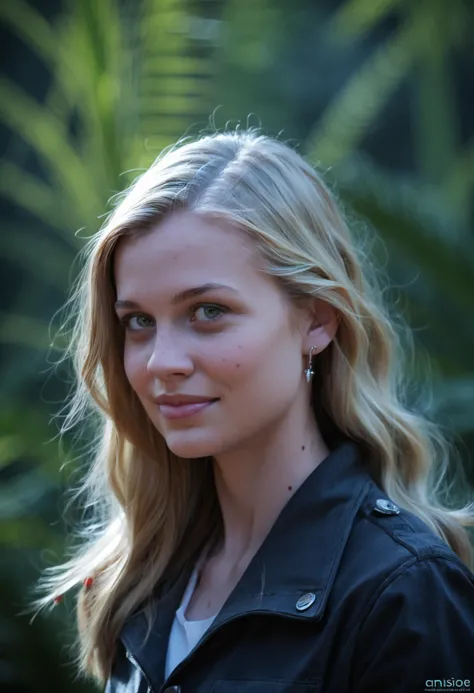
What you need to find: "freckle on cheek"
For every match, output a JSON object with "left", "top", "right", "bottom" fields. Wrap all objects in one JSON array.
[{"left": 235, "top": 363, "right": 241, "bottom": 368}]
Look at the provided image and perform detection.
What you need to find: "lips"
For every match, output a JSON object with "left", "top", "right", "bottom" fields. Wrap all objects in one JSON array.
[
  {"left": 154, "top": 394, "right": 219, "bottom": 406},
  {"left": 157, "top": 399, "right": 219, "bottom": 420},
  {"left": 162, "top": 399, "right": 218, "bottom": 407}
]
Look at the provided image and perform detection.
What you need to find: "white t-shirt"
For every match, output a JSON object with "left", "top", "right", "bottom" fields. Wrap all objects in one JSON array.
[{"left": 165, "top": 563, "right": 218, "bottom": 678}]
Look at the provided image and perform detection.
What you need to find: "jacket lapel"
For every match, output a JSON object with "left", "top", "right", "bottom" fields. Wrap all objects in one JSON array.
[
  {"left": 205, "top": 440, "right": 371, "bottom": 626},
  {"left": 120, "top": 561, "right": 195, "bottom": 691},
  {"left": 120, "top": 439, "right": 372, "bottom": 691}
]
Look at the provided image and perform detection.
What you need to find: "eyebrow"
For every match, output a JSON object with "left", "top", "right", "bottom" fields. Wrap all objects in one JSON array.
[{"left": 114, "top": 283, "right": 240, "bottom": 311}]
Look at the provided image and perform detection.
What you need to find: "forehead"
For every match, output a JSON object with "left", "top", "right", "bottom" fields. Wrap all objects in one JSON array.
[{"left": 113, "top": 210, "right": 275, "bottom": 301}]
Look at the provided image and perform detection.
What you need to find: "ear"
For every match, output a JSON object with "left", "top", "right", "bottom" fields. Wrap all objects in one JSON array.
[{"left": 302, "top": 298, "right": 340, "bottom": 356}]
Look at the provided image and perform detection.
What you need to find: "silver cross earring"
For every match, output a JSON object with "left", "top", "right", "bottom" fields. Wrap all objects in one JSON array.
[{"left": 304, "top": 345, "right": 318, "bottom": 383}]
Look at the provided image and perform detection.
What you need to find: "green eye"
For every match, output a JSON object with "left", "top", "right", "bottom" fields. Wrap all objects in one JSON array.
[
  {"left": 119, "top": 303, "right": 228, "bottom": 332},
  {"left": 119, "top": 314, "right": 155, "bottom": 331},
  {"left": 192, "top": 304, "right": 227, "bottom": 322}
]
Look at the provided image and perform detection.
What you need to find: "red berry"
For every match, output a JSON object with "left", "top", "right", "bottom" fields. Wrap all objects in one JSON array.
[
  {"left": 54, "top": 595, "right": 63, "bottom": 604},
  {"left": 84, "top": 577, "right": 94, "bottom": 590}
]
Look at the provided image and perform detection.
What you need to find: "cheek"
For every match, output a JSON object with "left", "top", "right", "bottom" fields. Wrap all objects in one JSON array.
[
  {"left": 123, "top": 343, "right": 148, "bottom": 393},
  {"left": 210, "top": 340, "right": 272, "bottom": 393},
  {"left": 223, "top": 339, "right": 300, "bottom": 401},
  {"left": 211, "top": 342, "right": 260, "bottom": 378}
]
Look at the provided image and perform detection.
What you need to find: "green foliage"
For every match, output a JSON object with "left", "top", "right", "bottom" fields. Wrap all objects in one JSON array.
[{"left": 2, "top": 549, "right": 97, "bottom": 693}]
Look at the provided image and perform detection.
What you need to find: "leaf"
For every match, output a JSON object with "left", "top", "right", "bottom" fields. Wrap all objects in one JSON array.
[
  {"left": 0, "top": 0, "right": 56, "bottom": 66},
  {"left": 0, "top": 435, "right": 25, "bottom": 467},
  {"left": 329, "top": 0, "right": 405, "bottom": 43},
  {"left": 0, "top": 228, "right": 76, "bottom": 290},
  {"left": 334, "top": 158, "right": 474, "bottom": 311},
  {"left": 0, "top": 311, "right": 58, "bottom": 350},
  {"left": 0, "top": 516, "right": 63, "bottom": 549},
  {"left": 0, "top": 77, "right": 103, "bottom": 223},
  {"left": 306, "top": 17, "right": 417, "bottom": 167},
  {"left": 0, "top": 162, "right": 81, "bottom": 236},
  {"left": 138, "top": 0, "right": 217, "bottom": 142}
]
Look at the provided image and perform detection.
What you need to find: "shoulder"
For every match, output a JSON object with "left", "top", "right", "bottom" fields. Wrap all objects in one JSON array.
[
  {"left": 349, "top": 479, "right": 473, "bottom": 571},
  {"left": 334, "top": 478, "right": 474, "bottom": 614},
  {"left": 339, "top": 483, "right": 474, "bottom": 689},
  {"left": 347, "top": 553, "right": 474, "bottom": 690}
]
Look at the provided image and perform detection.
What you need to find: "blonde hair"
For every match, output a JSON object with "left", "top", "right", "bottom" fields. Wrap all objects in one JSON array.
[{"left": 33, "top": 129, "right": 474, "bottom": 684}]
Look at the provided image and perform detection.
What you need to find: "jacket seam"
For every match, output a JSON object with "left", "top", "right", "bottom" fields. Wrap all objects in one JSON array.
[
  {"left": 346, "top": 555, "right": 466, "bottom": 690},
  {"left": 352, "top": 554, "right": 464, "bottom": 642},
  {"left": 363, "top": 514, "right": 429, "bottom": 557}
]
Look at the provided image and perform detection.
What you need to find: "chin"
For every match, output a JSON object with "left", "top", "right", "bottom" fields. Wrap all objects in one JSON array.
[{"left": 164, "top": 431, "right": 220, "bottom": 460}]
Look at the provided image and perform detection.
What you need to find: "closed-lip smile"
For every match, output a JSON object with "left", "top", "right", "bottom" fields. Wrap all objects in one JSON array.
[
  {"left": 154, "top": 395, "right": 219, "bottom": 421},
  {"left": 154, "top": 394, "right": 219, "bottom": 406}
]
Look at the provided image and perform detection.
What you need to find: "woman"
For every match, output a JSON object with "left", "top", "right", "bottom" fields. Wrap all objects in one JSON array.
[{"left": 36, "top": 130, "right": 474, "bottom": 692}]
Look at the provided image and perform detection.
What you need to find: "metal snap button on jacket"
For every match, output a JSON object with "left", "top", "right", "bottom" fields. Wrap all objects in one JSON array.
[
  {"left": 296, "top": 592, "right": 316, "bottom": 611},
  {"left": 374, "top": 499, "right": 400, "bottom": 515}
]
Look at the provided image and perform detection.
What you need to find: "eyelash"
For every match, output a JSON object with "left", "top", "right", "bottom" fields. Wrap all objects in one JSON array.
[{"left": 118, "top": 303, "right": 228, "bottom": 332}]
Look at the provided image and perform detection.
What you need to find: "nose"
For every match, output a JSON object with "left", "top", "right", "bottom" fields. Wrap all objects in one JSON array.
[{"left": 146, "top": 331, "right": 194, "bottom": 379}]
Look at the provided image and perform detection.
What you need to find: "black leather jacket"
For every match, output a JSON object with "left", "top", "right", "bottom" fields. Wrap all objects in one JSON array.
[{"left": 105, "top": 440, "right": 474, "bottom": 693}]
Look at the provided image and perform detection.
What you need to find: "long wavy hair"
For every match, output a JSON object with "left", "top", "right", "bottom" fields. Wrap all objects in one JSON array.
[{"left": 33, "top": 129, "right": 474, "bottom": 684}]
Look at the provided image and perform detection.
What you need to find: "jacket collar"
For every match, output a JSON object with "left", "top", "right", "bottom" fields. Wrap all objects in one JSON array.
[{"left": 120, "top": 439, "right": 372, "bottom": 690}]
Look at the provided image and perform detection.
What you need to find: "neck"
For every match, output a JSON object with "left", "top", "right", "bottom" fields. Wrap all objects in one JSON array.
[{"left": 209, "top": 399, "right": 329, "bottom": 572}]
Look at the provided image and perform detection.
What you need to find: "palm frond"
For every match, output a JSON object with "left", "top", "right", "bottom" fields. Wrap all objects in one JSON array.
[
  {"left": 328, "top": 0, "right": 404, "bottom": 43},
  {"left": 0, "top": 162, "right": 81, "bottom": 235},
  {"left": 0, "top": 311, "right": 59, "bottom": 350},
  {"left": 333, "top": 157, "right": 474, "bottom": 311},
  {"left": 0, "top": 228, "right": 76, "bottom": 289},
  {"left": 0, "top": 0, "right": 56, "bottom": 64},
  {"left": 0, "top": 77, "right": 103, "bottom": 223},
  {"left": 136, "top": 0, "right": 217, "bottom": 163},
  {"left": 306, "top": 15, "right": 417, "bottom": 167}
]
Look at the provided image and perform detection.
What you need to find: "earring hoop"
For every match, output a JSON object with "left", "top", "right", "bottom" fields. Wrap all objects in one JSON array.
[{"left": 304, "top": 345, "right": 318, "bottom": 383}]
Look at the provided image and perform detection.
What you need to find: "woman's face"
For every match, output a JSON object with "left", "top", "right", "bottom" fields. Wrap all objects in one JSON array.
[{"left": 113, "top": 210, "right": 314, "bottom": 460}]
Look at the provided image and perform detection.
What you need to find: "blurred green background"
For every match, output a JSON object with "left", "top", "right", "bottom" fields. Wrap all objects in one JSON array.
[{"left": 1, "top": 0, "right": 474, "bottom": 691}]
